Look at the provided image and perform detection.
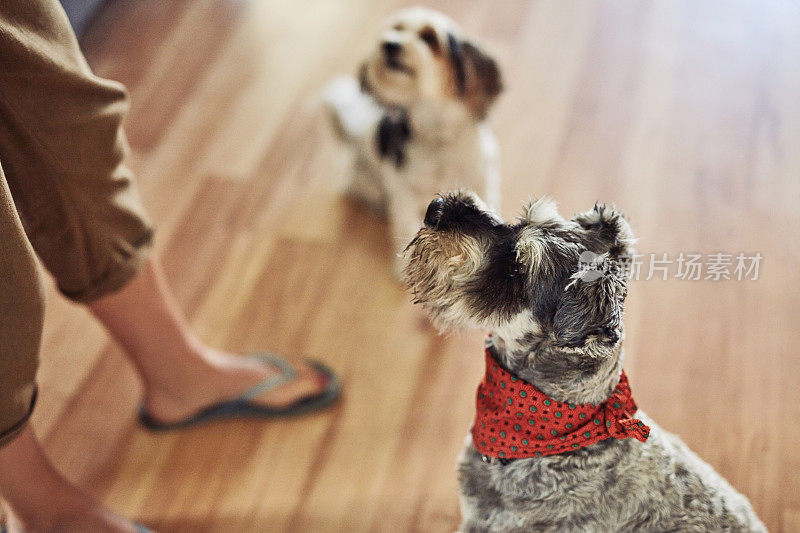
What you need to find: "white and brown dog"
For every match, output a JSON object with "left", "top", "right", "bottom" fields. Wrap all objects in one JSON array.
[{"left": 324, "top": 7, "right": 503, "bottom": 275}]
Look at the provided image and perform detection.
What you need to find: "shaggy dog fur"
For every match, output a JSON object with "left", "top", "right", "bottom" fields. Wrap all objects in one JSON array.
[
  {"left": 323, "top": 7, "right": 502, "bottom": 275},
  {"left": 402, "top": 191, "right": 766, "bottom": 532}
]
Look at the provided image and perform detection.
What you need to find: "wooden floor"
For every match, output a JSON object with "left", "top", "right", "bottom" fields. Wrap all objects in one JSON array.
[{"left": 29, "top": 0, "right": 799, "bottom": 531}]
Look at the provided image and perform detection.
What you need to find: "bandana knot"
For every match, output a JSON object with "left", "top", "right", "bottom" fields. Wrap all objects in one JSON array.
[
  {"left": 602, "top": 384, "right": 650, "bottom": 443},
  {"left": 473, "top": 346, "right": 650, "bottom": 460}
]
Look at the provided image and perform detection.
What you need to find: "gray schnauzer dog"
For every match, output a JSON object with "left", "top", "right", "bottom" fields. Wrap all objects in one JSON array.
[{"left": 402, "top": 191, "right": 765, "bottom": 532}]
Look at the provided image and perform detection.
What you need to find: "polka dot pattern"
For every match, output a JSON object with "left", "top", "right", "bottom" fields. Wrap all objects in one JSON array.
[{"left": 473, "top": 348, "right": 650, "bottom": 459}]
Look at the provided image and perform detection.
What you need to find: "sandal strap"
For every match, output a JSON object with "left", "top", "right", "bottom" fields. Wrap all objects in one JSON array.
[{"left": 235, "top": 353, "right": 297, "bottom": 402}]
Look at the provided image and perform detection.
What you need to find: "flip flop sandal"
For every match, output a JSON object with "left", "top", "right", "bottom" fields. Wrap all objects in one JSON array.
[{"left": 138, "top": 353, "right": 341, "bottom": 431}]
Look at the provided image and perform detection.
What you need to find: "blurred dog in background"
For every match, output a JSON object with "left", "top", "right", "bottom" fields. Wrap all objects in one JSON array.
[{"left": 324, "top": 7, "right": 503, "bottom": 276}]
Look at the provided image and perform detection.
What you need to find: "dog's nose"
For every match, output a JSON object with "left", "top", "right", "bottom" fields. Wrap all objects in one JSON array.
[
  {"left": 382, "top": 41, "right": 402, "bottom": 58},
  {"left": 424, "top": 197, "right": 444, "bottom": 228}
]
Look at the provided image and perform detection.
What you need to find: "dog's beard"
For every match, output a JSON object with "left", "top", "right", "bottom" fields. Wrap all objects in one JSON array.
[{"left": 402, "top": 230, "right": 488, "bottom": 331}]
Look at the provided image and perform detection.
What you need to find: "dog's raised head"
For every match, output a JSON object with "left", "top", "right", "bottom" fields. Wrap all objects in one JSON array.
[
  {"left": 360, "top": 7, "right": 502, "bottom": 120},
  {"left": 402, "top": 192, "right": 636, "bottom": 402}
]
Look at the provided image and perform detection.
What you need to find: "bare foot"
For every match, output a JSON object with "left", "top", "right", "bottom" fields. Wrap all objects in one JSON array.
[{"left": 141, "top": 349, "right": 331, "bottom": 424}]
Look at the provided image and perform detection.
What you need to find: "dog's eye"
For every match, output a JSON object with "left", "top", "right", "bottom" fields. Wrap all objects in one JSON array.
[
  {"left": 419, "top": 27, "right": 440, "bottom": 52},
  {"left": 507, "top": 261, "right": 520, "bottom": 278}
]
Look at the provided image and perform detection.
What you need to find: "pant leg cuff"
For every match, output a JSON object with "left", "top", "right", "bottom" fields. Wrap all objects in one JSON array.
[
  {"left": 59, "top": 229, "right": 154, "bottom": 303},
  {"left": 0, "top": 387, "right": 37, "bottom": 449}
]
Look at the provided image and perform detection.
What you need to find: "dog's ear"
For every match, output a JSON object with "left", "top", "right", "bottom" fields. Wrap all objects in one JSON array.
[
  {"left": 448, "top": 33, "right": 503, "bottom": 119},
  {"left": 552, "top": 248, "right": 628, "bottom": 352},
  {"left": 572, "top": 204, "right": 635, "bottom": 256}
]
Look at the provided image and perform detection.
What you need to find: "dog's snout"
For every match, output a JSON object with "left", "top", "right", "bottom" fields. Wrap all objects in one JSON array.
[
  {"left": 424, "top": 197, "right": 444, "bottom": 228},
  {"left": 382, "top": 41, "right": 402, "bottom": 58}
]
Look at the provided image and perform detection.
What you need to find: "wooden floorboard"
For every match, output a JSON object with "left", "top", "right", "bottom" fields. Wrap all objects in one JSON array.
[{"left": 27, "top": 0, "right": 800, "bottom": 531}]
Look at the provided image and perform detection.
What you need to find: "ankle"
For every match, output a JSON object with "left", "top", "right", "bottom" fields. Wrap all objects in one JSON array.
[
  {"left": 139, "top": 344, "right": 217, "bottom": 392},
  {"left": 4, "top": 497, "right": 137, "bottom": 533},
  {"left": 2, "top": 483, "right": 87, "bottom": 531},
  {"left": 0, "top": 427, "right": 136, "bottom": 533},
  {"left": 141, "top": 354, "right": 219, "bottom": 408}
]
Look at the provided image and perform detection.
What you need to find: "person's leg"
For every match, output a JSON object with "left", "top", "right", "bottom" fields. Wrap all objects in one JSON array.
[
  {"left": 1, "top": 160, "right": 137, "bottom": 532},
  {"left": 0, "top": 162, "right": 85, "bottom": 533},
  {"left": 88, "top": 255, "right": 329, "bottom": 424},
  {"left": 0, "top": 164, "right": 41, "bottom": 458},
  {"left": 0, "top": 0, "right": 330, "bottom": 418},
  {"left": 0, "top": 0, "right": 332, "bottom": 530},
  {"left": 0, "top": 2, "right": 152, "bottom": 526},
  {"left": 0, "top": 0, "right": 154, "bottom": 302},
  {"left": 0, "top": 427, "right": 139, "bottom": 533}
]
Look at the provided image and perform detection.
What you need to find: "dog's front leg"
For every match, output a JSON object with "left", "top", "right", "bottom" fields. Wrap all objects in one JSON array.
[{"left": 346, "top": 153, "right": 387, "bottom": 216}]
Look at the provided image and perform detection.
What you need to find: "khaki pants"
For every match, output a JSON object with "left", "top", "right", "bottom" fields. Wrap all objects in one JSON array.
[{"left": 0, "top": 1, "right": 153, "bottom": 447}]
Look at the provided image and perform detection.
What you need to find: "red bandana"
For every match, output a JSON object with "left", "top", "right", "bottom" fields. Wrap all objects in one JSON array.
[{"left": 473, "top": 347, "right": 650, "bottom": 460}]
